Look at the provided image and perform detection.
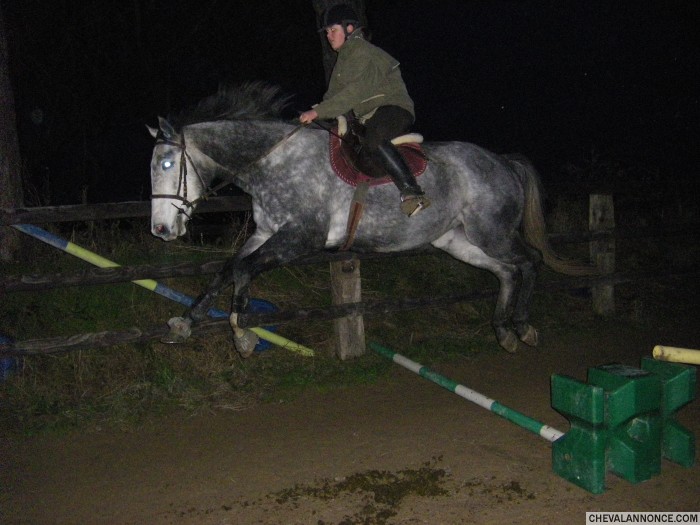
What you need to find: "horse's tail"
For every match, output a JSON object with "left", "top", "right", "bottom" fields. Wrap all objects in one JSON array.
[{"left": 506, "top": 154, "right": 598, "bottom": 276}]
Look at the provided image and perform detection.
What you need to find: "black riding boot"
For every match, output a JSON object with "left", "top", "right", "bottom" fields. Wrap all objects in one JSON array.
[{"left": 375, "top": 141, "right": 431, "bottom": 217}]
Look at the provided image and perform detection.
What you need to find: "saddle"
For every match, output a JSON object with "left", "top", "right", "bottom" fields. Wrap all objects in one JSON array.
[
  {"left": 327, "top": 116, "right": 429, "bottom": 251},
  {"left": 328, "top": 116, "right": 428, "bottom": 187}
]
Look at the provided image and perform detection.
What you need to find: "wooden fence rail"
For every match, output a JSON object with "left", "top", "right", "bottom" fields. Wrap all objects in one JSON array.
[
  {"left": 3, "top": 267, "right": 698, "bottom": 358},
  {"left": 0, "top": 250, "right": 416, "bottom": 293},
  {"left": 0, "top": 196, "right": 251, "bottom": 225},
  {"left": 2, "top": 223, "right": 697, "bottom": 294},
  {"left": 2, "top": 195, "right": 699, "bottom": 359}
]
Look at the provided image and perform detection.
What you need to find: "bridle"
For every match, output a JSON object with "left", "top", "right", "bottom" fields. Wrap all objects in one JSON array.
[
  {"left": 150, "top": 124, "right": 305, "bottom": 218},
  {"left": 150, "top": 131, "right": 209, "bottom": 219}
]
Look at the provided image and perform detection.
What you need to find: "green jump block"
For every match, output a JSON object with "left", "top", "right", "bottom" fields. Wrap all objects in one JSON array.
[
  {"left": 551, "top": 374, "right": 608, "bottom": 493},
  {"left": 640, "top": 357, "right": 696, "bottom": 467},
  {"left": 551, "top": 362, "right": 670, "bottom": 493},
  {"left": 588, "top": 364, "right": 662, "bottom": 484},
  {"left": 551, "top": 359, "right": 697, "bottom": 494}
]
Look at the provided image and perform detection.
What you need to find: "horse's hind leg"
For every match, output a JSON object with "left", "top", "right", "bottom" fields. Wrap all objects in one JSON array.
[
  {"left": 432, "top": 229, "right": 521, "bottom": 353},
  {"left": 512, "top": 253, "right": 541, "bottom": 347}
]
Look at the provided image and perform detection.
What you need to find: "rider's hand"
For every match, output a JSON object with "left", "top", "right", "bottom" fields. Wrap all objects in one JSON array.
[{"left": 299, "top": 110, "right": 318, "bottom": 125}]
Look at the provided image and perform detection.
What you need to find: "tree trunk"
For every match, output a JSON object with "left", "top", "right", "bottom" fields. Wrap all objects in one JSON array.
[
  {"left": 0, "top": 3, "right": 24, "bottom": 262},
  {"left": 310, "top": 0, "right": 368, "bottom": 84},
  {"left": 589, "top": 194, "right": 616, "bottom": 316}
]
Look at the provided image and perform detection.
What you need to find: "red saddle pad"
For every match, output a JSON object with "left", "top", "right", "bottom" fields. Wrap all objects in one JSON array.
[{"left": 329, "top": 129, "right": 428, "bottom": 187}]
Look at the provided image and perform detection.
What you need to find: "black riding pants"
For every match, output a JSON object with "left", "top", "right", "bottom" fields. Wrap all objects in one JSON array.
[{"left": 362, "top": 105, "right": 414, "bottom": 154}]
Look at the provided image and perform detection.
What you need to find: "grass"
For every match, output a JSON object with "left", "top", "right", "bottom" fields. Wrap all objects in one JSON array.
[
  {"left": 0, "top": 220, "right": 500, "bottom": 435},
  {"left": 1, "top": 198, "right": 698, "bottom": 436}
]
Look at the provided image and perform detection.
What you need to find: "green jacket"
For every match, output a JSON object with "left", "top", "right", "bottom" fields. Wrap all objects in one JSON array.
[{"left": 314, "top": 30, "right": 415, "bottom": 121}]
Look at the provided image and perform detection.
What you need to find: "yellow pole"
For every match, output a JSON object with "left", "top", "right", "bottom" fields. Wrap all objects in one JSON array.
[
  {"left": 70, "top": 240, "right": 314, "bottom": 356},
  {"left": 248, "top": 328, "right": 314, "bottom": 357},
  {"left": 653, "top": 345, "right": 700, "bottom": 365},
  {"left": 13, "top": 224, "right": 314, "bottom": 357}
]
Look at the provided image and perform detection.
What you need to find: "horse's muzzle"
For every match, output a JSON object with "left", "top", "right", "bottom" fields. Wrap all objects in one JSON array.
[{"left": 152, "top": 223, "right": 177, "bottom": 241}]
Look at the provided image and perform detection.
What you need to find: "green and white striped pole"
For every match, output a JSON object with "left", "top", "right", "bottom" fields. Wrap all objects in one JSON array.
[
  {"left": 370, "top": 342, "right": 565, "bottom": 442},
  {"left": 12, "top": 224, "right": 314, "bottom": 356}
]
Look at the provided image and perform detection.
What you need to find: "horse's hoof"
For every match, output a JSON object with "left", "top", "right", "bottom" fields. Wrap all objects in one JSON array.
[
  {"left": 498, "top": 330, "right": 519, "bottom": 353},
  {"left": 234, "top": 330, "right": 259, "bottom": 359},
  {"left": 229, "top": 312, "right": 258, "bottom": 358},
  {"left": 161, "top": 317, "right": 192, "bottom": 344},
  {"left": 518, "top": 325, "right": 539, "bottom": 347}
]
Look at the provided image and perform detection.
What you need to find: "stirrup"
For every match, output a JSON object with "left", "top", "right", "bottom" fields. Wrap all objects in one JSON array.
[{"left": 400, "top": 194, "right": 431, "bottom": 217}]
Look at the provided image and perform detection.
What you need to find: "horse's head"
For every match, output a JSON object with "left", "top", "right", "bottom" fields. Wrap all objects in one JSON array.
[
  {"left": 148, "top": 83, "right": 294, "bottom": 240},
  {"left": 148, "top": 117, "right": 205, "bottom": 241}
]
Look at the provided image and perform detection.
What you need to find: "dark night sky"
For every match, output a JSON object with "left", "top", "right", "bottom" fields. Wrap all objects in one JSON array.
[{"left": 5, "top": 0, "right": 699, "bottom": 204}]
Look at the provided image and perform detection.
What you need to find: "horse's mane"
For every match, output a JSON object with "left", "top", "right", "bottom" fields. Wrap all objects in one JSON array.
[{"left": 168, "top": 81, "right": 292, "bottom": 131}]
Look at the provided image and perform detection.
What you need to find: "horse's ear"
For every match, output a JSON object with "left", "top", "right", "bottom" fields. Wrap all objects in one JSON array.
[
  {"left": 158, "top": 116, "right": 176, "bottom": 139},
  {"left": 146, "top": 124, "right": 158, "bottom": 138}
]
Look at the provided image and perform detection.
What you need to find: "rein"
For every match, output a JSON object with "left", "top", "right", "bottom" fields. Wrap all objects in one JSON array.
[
  {"left": 151, "top": 124, "right": 305, "bottom": 214},
  {"left": 309, "top": 118, "right": 350, "bottom": 143}
]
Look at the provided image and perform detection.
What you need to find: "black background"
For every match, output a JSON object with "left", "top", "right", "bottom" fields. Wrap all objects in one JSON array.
[{"left": 5, "top": 1, "right": 699, "bottom": 204}]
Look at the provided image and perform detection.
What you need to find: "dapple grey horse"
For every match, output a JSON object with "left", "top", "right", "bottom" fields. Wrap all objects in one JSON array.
[{"left": 149, "top": 83, "right": 593, "bottom": 356}]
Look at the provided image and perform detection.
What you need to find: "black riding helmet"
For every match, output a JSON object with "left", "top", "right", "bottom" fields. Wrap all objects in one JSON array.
[{"left": 318, "top": 4, "right": 362, "bottom": 34}]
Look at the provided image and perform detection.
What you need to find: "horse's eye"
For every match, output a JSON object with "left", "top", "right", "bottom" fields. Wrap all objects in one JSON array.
[{"left": 161, "top": 160, "right": 173, "bottom": 170}]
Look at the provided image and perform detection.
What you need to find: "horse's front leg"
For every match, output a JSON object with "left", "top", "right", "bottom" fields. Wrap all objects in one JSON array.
[
  {"left": 162, "top": 230, "right": 275, "bottom": 344},
  {"left": 226, "top": 262, "right": 259, "bottom": 358},
  {"left": 162, "top": 259, "right": 239, "bottom": 343},
  {"left": 228, "top": 227, "right": 324, "bottom": 357}
]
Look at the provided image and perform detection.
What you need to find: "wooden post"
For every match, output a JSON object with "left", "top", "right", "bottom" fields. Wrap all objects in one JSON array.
[
  {"left": 330, "top": 257, "right": 366, "bottom": 359},
  {"left": 589, "top": 194, "right": 615, "bottom": 316}
]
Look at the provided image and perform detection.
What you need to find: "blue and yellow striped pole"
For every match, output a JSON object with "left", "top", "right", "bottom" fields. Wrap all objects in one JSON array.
[
  {"left": 370, "top": 342, "right": 564, "bottom": 442},
  {"left": 12, "top": 224, "right": 313, "bottom": 356}
]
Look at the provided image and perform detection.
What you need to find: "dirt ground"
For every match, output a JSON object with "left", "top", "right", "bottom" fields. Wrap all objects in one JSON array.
[{"left": 2, "top": 313, "right": 699, "bottom": 524}]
